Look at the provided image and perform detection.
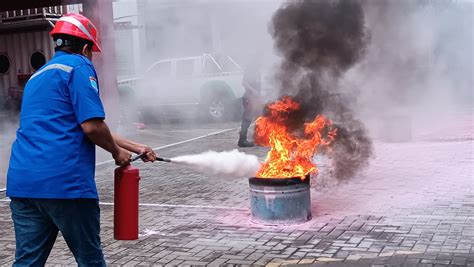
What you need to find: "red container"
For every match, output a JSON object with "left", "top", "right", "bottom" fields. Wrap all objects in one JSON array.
[{"left": 114, "top": 165, "right": 140, "bottom": 240}]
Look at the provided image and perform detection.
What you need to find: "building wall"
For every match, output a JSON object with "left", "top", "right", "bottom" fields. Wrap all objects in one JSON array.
[
  {"left": 115, "top": 28, "right": 135, "bottom": 78},
  {"left": 113, "top": 1, "right": 141, "bottom": 77},
  {"left": 0, "top": 30, "right": 54, "bottom": 102}
]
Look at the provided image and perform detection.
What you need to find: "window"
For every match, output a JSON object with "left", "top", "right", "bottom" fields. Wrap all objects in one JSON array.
[
  {"left": 30, "top": 51, "right": 46, "bottom": 71},
  {"left": 149, "top": 61, "right": 171, "bottom": 78},
  {"left": 0, "top": 54, "right": 10, "bottom": 74},
  {"left": 175, "top": 60, "right": 194, "bottom": 78},
  {"left": 203, "top": 57, "right": 220, "bottom": 74},
  {"left": 219, "top": 56, "right": 240, "bottom": 72}
]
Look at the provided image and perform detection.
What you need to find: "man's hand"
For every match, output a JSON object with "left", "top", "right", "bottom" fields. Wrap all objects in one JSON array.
[
  {"left": 113, "top": 147, "right": 132, "bottom": 167},
  {"left": 112, "top": 134, "right": 157, "bottom": 163},
  {"left": 139, "top": 146, "right": 157, "bottom": 162}
]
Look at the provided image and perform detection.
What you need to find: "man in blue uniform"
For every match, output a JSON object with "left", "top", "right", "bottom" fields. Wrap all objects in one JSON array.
[{"left": 6, "top": 13, "right": 156, "bottom": 266}]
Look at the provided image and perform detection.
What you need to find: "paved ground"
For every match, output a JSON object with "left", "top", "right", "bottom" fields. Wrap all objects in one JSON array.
[{"left": 0, "top": 110, "right": 473, "bottom": 266}]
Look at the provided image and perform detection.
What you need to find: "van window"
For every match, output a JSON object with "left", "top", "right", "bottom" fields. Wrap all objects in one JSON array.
[
  {"left": 219, "top": 57, "right": 240, "bottom": 72},
  {"left": 149, "top": 62, "right": 171, "bottom": 77},
  {"left": 203, "top": 57, "right": 220, "bottom": 73},
  {"left": 176, "top": 60, "right": 194, "bottom": 78}
]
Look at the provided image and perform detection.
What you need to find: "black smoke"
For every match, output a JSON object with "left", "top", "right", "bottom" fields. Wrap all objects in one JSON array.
[{"left": 269, "top": 0, "right": 373, "bottom": 180}]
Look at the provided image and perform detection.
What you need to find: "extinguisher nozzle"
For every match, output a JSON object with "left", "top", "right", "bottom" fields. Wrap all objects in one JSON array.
[{"left": 157, "top": 157, "right": 171, "bottom": 163}]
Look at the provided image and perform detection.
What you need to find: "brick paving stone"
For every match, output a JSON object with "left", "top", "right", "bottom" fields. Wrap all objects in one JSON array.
[
  {"left": 165, "top": 259, "right": 184, "bottom": 266},
  {"left": 291, "top": 251, "right": 307, "bottom": 258},
  {"left": 345, "top": 254, "right": 362, "bottom": 261},
  {"left": 340, "top": 247, "right": 368, "bottom": 252},
  {"left": 207, "top": 258, "right": 228, "bottom": 266},
  {"left": 220, "top": 254, "right": 249, "bottom": 260},
  {"left": 404, "top": 258, "right": 421, "bottom": 264},
  {"left": 420, "top": 259, "right": 452, "bottom": 265},
  {"left": 348, "top": 237, "right": 363, "bottom": 244},
  {"left": 298, "top": 258, "right": 315, "bottom": 264},
  {"left": 357, "top": 241, "right": 373, "bottom": 248},
  {"left": 226, "top": 259, "right": 260, "bottom": 265},
  {"left": 176, "top": 255, "right": 204, "bottom": 261},
  {"left": 334, "top": 251, "right": 350, "bottom": 258},
  {"left": 123, "top": 260, "right": 141, "bottom": 266},
  {"left": 180, "top": 260, "right": 211, "bottom": 266},
  {"left": 451, "top": 257, "right": 468, "bottom": 265},
  {"left": 136, "top": 261, "right": 155, "bottom": 266},
  {"left": 315, "top": 257, "right": 344, "bottom": 262},
  {"left": 111, "top": 255, "right": 135, "bottom": 265}
]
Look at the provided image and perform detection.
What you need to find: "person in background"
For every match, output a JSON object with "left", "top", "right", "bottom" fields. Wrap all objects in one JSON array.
[
  {"left": 6, "top": 13, "right": 156, "bottom": 266},
  {"left": 238, "top": 62, "right": 262, "bottom": 147}
]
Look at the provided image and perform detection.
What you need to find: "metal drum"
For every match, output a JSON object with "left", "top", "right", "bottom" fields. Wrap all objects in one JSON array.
[{"left": 248, "top": 175, "right": 311, "bottom": 225}]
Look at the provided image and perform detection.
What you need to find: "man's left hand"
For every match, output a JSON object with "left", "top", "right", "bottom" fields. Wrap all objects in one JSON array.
[{"left": 139, "top": 146, "right": 157, "bottom": 162}]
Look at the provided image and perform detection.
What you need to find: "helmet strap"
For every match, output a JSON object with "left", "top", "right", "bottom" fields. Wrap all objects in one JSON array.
[
  {"left": 55, "top": 38, "right": 74, "bottom": 48},
  {"left": 55, "top": 37, "right": 90, "bottom": 50}
]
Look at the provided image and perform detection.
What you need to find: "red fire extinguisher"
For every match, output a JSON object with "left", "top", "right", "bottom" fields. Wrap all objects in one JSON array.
[{"left": 114, "top": 164, "right": 140, "bottom": 240}]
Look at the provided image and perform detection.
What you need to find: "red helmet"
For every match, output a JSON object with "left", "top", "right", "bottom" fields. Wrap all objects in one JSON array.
[{"left": 50, "top": 13, "right": 101, "bottom": 52}]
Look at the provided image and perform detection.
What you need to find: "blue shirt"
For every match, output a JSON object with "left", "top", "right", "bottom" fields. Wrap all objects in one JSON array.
[{"left": 6, "top": 51, "right": 105, "bottom": 199}]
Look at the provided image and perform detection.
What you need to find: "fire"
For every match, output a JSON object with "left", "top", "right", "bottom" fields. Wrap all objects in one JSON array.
[{"left": 255, "top": 96, "right": 336, "bottom": 179}]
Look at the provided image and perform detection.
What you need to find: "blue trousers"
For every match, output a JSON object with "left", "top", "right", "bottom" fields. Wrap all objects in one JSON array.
[{"left": 9, "top": 198, "right": 105, "bottom": 266}]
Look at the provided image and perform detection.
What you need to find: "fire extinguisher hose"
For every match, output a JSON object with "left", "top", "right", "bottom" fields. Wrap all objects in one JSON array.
[{"left": 130, "top": 152, "right": 172, "bottom": 163}]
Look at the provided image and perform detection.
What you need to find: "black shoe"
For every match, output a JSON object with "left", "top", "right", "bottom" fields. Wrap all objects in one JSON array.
[{"left": 238, "top": 140, "right": 255, "bottom": 147}]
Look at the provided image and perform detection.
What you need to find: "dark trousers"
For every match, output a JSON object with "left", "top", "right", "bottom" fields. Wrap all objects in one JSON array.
[
  {"left": 240, "top": 118, "right": 252, "bottom": 140},
  {"left": 9, "top": 198, "right": 105, "bottom": 267},
  {"left": 240, "top": 96, "right": 257, "bottom": 141}
]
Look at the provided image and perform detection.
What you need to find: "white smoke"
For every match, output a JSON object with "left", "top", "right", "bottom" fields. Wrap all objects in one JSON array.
[
  {"left": 171, "top": 149, "right": 260, "bottom": 178},
  {"left": 111, "top": 0, "right": 282, "bottom": 123},
  {"left": 346, "top": 0, "right": 473, "bottom": 140}
]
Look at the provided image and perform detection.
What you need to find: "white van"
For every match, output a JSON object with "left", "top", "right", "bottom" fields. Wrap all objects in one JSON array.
[{"left": 121, "top": 54, "right": 245, "bottom": 122}]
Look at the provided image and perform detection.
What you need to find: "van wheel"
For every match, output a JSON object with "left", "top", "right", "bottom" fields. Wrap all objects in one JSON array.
[{"left": 201, "top": 93, "right": 233, "bottom": 122}]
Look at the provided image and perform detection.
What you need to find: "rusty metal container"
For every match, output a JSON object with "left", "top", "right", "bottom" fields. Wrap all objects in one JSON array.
[{"left": 248, "top": 175, "right": 311, "bottom": 225}]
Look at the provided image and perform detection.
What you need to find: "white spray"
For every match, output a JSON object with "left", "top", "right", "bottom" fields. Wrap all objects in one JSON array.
[{"left": 170, "top": 149, "right": 261, "bottom": 178}]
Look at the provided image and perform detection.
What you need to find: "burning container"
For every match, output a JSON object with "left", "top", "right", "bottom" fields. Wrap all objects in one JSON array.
[
  {"left": 250, "top": 97, "right": 336, "bottom": 225},
  {"left": 248, "top": 175, "right": 311, "bottom": 225}
]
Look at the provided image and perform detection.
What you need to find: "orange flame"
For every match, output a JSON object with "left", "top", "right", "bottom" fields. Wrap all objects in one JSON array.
[{"left": 255, "top": 96, "right": 337, "bottom": 179}]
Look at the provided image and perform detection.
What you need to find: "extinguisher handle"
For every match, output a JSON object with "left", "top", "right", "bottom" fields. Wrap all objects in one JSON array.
[
  {"left": 157, "top": 157, "right": 171, "bottom": 163},
  {"left": 130, "top": 152, "right": 146, "bottom": 162}
]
